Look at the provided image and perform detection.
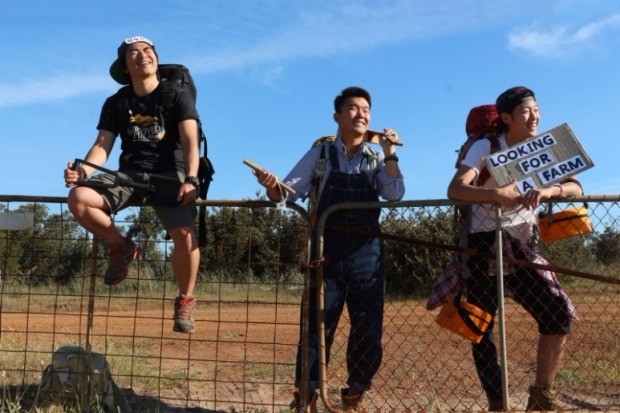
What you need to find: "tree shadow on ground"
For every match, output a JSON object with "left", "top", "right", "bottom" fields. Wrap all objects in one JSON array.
[{"left": 1, "top": 384, "right": 230, "bottom": 413}]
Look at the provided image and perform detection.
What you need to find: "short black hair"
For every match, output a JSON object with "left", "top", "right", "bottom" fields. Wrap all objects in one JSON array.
[
  {"left": 496, "top": 86, "right": 536, "bottom": 133},
  {"left": 334, "top": 87, "right": 372, "bottom": 113}
]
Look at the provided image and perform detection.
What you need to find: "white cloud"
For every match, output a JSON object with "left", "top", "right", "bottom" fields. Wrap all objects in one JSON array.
[
  {"left": 0, "top": 1, "right": 534, "bottom": 107},
  {"left": 508, "top": 14, "right": 620, "bottom": 58},
  {"left": 0, "top": 73, "right": 110, "bottom": 108},
  {"left": 186, "top": 1, "right": 491, "bottom": 76},
  {"left": 2, "top": 1, "right": 501, "bottom": 107},
  {"left": 249, "top": 65, "right": 284, "bottom": 87}
]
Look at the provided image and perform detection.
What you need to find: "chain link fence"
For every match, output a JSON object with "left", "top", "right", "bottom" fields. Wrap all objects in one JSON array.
[
  {"left": 313, "top": 196, "right": 619, "bottom": 412},
  {"left": 1, "top": 195, "right": 618, "bottom": 412}
]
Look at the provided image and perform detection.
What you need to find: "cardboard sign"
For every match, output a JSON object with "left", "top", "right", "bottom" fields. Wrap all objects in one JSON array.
[{"left": 484, "top": 123, "right": 594, "bottom": 194}]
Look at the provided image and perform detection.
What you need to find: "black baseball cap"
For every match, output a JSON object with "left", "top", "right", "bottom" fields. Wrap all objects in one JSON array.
[
  {"left": 109, "top": 36, "right": 157, "bottom": 85},
  {"left": 496, "top": 86, "right": 536, "bottom": 114}
]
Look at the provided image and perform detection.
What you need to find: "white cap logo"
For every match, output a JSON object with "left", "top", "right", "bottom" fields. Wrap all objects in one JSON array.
[{"left": 124, "top": 36, "right": 153, "bottom": 46}]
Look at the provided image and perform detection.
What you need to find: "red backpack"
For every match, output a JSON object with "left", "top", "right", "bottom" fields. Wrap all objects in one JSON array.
[
  {"left": 451, "top": 105, "right": 502, "bottom": 277},
  {"left": 455, "top": 104, "right": 500, "bottom": 185}
]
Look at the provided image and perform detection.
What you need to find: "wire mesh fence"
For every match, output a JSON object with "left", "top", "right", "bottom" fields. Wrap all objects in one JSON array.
[
  {"left": 1, "top": 195, "right": 618, "bottom": 412},
  {"left": 314, "top": 197, "right": 620, "bottom": 412}
]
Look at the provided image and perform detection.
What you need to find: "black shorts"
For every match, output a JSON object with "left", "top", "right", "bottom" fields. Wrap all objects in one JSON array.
[
  {"left": 85, "top": 171, "right": 197, "bottom": 232},
  {"left": 466, "top": 231, "right": 571, "bottom": 335}
]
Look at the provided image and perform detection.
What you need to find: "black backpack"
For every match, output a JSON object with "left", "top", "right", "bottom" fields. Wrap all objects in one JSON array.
[
  {"left": 158, "top": 63, "right": 215, "bottom": 200},
  {"left": 158, "top": 64, "right": 214, "bottom": 247}
]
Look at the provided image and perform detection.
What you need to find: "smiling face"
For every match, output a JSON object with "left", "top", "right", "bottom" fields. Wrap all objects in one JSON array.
[
  {"left": 333, "top": 96, "right": 371, "bottom": 140},
  {"left": 123, "top": 41, "right": 158, "bottom": 81},
  {"left": 502, "top": 98, "right": 540, "bottom": 142}
]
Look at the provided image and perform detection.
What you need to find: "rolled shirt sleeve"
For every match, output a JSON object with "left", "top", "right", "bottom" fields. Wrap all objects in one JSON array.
[{"left": 376, "top": 155, "right": 405, "bottom": 201}]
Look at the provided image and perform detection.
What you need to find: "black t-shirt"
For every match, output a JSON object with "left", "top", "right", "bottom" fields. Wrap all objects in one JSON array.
[{"left": 97, "top": 83, "right": 200, "bottom": 174}]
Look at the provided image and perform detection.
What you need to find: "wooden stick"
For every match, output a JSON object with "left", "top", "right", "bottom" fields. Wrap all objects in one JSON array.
[
  {"left": 366, "top": 130, "right": 404, "bottom": 146},
  {"left": 243, "top": 159, "right": 296, "bottom": 195}
]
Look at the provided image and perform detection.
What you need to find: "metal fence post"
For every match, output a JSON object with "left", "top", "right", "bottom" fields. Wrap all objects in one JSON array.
[{"left": 494, "top": 206, "right": 510, "bottom": 411}]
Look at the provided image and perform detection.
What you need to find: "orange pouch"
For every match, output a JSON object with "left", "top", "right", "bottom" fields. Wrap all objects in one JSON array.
[
  {"left": 436, "top": 295, "right": 493, "bottom": 344},
  {"left": 539, "top": 206, "right": 593, "bottom": 243}
]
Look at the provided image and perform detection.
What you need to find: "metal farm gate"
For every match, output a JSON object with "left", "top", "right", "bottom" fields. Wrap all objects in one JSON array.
[{"left": 1, "top": 195, "right": 618, "bottom": 412}]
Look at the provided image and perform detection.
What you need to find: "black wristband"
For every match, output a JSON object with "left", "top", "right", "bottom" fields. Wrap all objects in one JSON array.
[
  {"left": 384, "top": 154, "right": 399, "bottom": 163},
  {"left": 184, "top": 176, "right": 200, "bottom": 188}
]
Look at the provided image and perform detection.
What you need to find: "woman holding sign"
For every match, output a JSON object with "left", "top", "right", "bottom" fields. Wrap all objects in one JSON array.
[{"left": 447, "top": 86, "right": 583, "bottom": 411}]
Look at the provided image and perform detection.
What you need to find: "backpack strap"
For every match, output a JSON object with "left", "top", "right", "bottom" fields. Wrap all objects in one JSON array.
[
  {"left": 458, "top": 134, "right": 501, "bottom": 283},
  {"left": 316, "top": 141, "right": 330, "bottom": 177},
  {"left": 156, "top": 80, "right": 175, "bottom": 114},
  {"left": 116, "top": 85, "right": 133, "bottom": 131},
  {"left": 306, "top": 141, "right": 331, "bottom": 219},
  {"left": 361, "top": 145, "right": 379, "bottom": 190},
  {"left": 197, "top": 126, "right": 214, "bottom": 248},
  {"left": 302, "top": 136, "right": 336, "bottom": 203},
  {"left": 454, "top": 292, "right": 488, "bottom": 336},
  {"left": 476, "top": 134, "right": 500, "bottom": 186}
]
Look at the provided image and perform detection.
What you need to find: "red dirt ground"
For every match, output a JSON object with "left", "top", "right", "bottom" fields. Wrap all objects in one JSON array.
[{"left": 1, "top": 297, "right": 618, "bottom": 412}]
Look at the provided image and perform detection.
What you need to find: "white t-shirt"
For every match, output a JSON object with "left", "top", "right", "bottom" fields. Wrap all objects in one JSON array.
[{"left": 461, "top": 135, "right": 536, "bottom": 242}]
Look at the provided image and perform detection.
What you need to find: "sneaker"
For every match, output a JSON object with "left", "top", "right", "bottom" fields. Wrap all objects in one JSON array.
[
  {"left": 104, "top": 238, "right": 141, "bottom": 285},
  {"left": 526, "top": 383, "right": 558, "bottom": 411},
  {"left": 173, "top": 295, "right": 196, "bottom": 333},
  {"left": 290, "top": 390, "right": 317, "bottom": 413},
  {"left": 341, "top": 388, "right": 364, "bottom": 412}
]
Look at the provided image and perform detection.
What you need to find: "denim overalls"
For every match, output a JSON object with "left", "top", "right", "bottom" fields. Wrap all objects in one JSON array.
[{"left": 296, "top": 144, "right": 386, "bottom": 394}]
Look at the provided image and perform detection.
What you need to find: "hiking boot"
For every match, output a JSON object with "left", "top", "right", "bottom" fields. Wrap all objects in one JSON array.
[
  {"left": 173, "top": 295, "right": 196, "bottom": 333},
  {"left": 526, "top": 383, "right": 558, "bottom": 411},
  {"left": 341, "top": 388, "right": 364, "bottom": 412},
  {"left": 104, "top": 238, "right": 141, "bottom": 285},
  {"left": 290, "top": 390, "right": 317, "bottom": 413}
]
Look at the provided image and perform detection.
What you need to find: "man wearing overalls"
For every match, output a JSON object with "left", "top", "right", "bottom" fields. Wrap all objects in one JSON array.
[{"left": 254, "top": 87, "right": 405, "bottom": 412}]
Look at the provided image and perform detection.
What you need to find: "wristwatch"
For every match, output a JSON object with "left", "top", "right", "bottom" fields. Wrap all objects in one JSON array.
[{"left": 184, "top": 176, "right": 200, "bottom": 188}]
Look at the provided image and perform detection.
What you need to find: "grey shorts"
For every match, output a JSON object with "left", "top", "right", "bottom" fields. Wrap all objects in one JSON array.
[{"left": 84, "top": 170, "right": 197, "bottom": 232}]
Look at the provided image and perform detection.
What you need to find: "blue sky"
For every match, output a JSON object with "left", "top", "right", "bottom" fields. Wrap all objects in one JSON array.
[{"left": 1, "top": 0, "right": 619, "bottom": 202}]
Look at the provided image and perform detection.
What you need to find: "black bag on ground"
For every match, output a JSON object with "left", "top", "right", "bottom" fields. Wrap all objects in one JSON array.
[{"left": 38, "top": 345, "right": 128, "bottom": 412}]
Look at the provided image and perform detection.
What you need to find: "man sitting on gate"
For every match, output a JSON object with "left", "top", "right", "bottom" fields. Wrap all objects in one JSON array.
[
  {"left": 447, "top": 86, "right": 582, "bottom": 411},
  {"left": 253, "top": 86, "right": 405, "bottom": 412},
  {"left": 63, "top": 36, "right": 201, "bottom": 334}
]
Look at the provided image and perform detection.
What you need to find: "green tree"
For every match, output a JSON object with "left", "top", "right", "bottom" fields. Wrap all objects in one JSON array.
[
  {"left": 591, "top": 226, "right": 620, "bottom": 266},
  {"left": 197, "top": 202, "right": 308, "bottom": 283},
  {"left": 382, "top": 207, "right": 454, "bottom": 298},
  {"left": 275, "top": 212, "right": 309, "bottom": 282},
  {"left": 538, "top": 234, "right": 596, "bottom": 283},
  {"left": 1, "top": 203, "right": 89, "bottom": 285},
  {"left": 41, "top": 210, "right": 90, "bottom": 285}
]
